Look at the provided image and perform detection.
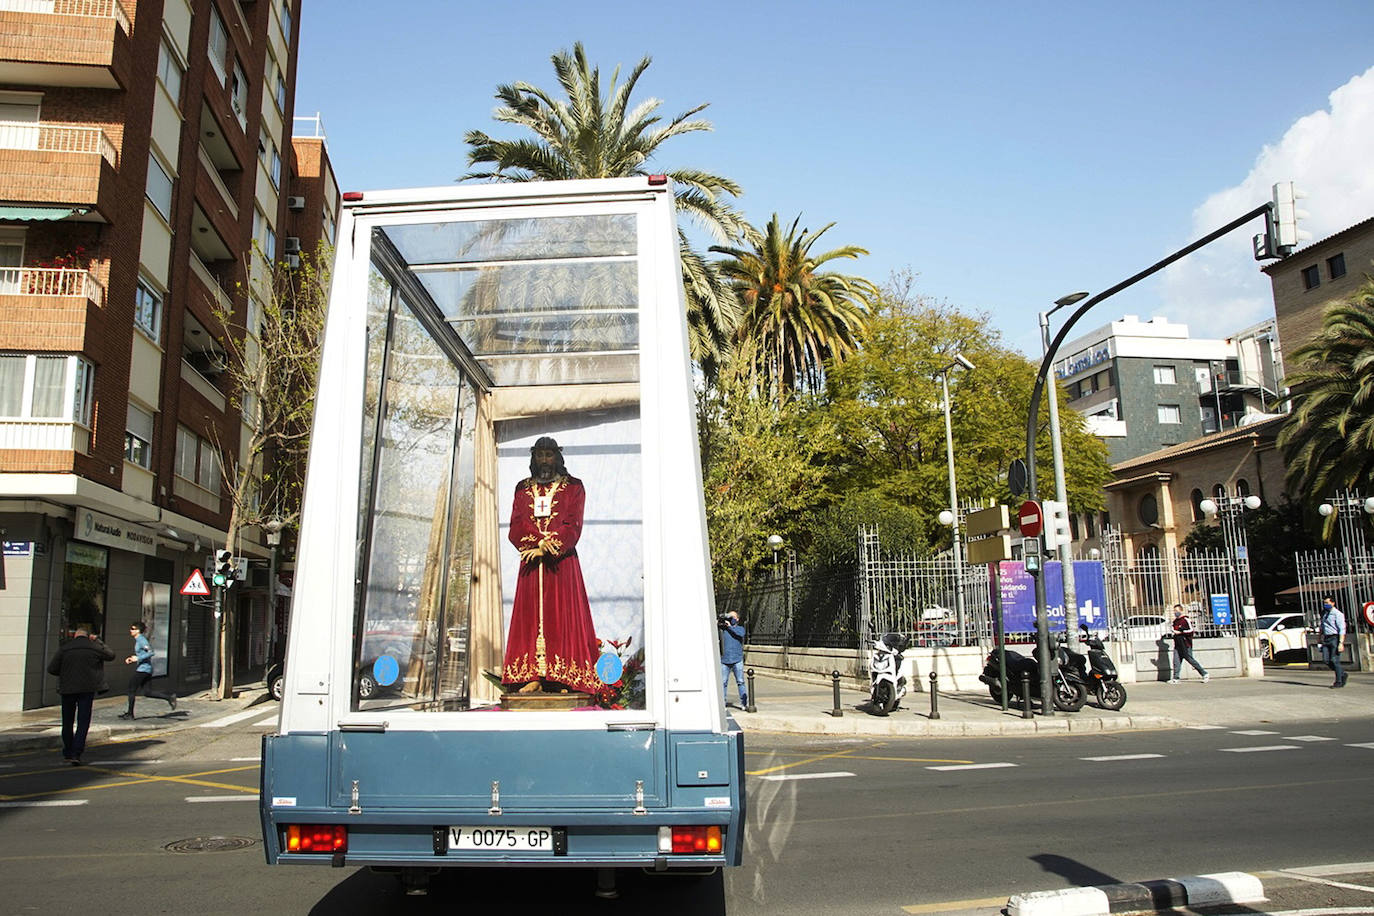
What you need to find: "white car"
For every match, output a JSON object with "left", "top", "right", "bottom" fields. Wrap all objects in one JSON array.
[
  {"left": 1121, "top": 614, "right": 1169, "bottom": 643},
  {"left": 1256, "top": 612, "right": 1309, "bottom": 660}
]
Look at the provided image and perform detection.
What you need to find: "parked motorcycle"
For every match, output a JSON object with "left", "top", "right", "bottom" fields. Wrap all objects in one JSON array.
[
  {"left": 869, "top": 633, "right": 911, "bottom": 716},
  {"left": 1057, "top": 630, "right": 1128, "bottom": 710},
  {"left": 979, "top": 643, "right": 1087, "bottom": 712}
]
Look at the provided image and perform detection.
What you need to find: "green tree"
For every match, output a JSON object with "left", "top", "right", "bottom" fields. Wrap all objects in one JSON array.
[
  {"left": 1278, "top": 277, "right": 1374, "bottom": 530},
  {"left": 713, "top": 214, "right": 877, "bottom": 403},
  {"left": 698, "top": 350, "right": 831, "bottom": 587},
  {"left": 463, "top": 42, "right": 749, "bottom": 372}
]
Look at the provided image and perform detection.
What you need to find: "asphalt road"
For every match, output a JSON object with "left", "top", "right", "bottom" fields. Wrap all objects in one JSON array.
[{"left": 1, "top": 705, "right": 1372, "bottom": 915}]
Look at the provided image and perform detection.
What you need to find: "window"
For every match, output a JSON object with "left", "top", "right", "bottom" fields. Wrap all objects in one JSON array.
[
  {"left": 1328, "top": 253, "right": 1346, "bottom": 280},
  {"left": 280, "top": 0, "right": 293, "bottom": 42},
  {"left": 1157, "top": 404, "right": 1181, "bottom": 424},
  {"left": 124, "top": 402, "right": 154, "bottom": 468},
  {"left": 134, "top": 279, "right": 162, "bottom": 341},
  {"left": 0, "top": 354, "right": 94, "bottom": 424},
  {"left": 276, "top": 72, "right": 288, "bottom": 111},
  {"left": 1301, "top": 264, "right": 1320, "bottom": 290},
  {"left": 1138, "top": 494, "right": 1159, "bottom": 527},
  {"left": 270, "top": 147, "right": 281, "bottom": 188},
  {"left": 230, "top": 60, "right": 248, "bottom": 126},
  {"left": 1191, "top": 488, "right": 1205, "bottom": 521},
  {"left": 156, "top": 35, "right": 184, "bottom": 104},
  {"left": 146, "top": 152, "right": 174, "bottom": 221},
  {"left": 265, "top": 225, "right": 277, "bottom": 259},
  {"left": 1153, "top": 365, "right": 1176, "bottom": 385},
  {"left": 207, "top": 7, "right": 229, "bottom": 83},
  {"left": 1236, "top": 478, "right": 1250, "bottom": 497},
  {"left": 174, "top": 425, "right": 220, "bottom": 494}
]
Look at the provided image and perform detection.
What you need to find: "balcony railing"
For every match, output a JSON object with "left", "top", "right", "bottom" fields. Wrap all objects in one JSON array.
[
  {"left": 0, "top": 0, "right": 132, "bottom": 34},
  {"left": 0, "top": 120, "right": 119, "bottom": 168},
  {"left": 0, "top": 266, "right": 105, "bottom": 303}
]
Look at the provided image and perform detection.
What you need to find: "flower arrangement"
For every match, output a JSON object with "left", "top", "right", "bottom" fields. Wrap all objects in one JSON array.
[{"left": 592, "top": 635, "right": 645, "bottom": 710}]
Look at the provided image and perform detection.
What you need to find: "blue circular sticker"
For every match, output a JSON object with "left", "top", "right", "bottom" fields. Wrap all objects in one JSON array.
[
  {"left": 596, "top": 653, "right": 624, "bottom": 685},
  {"left": 372, "top": 654, "right": 400, "bottom": 686}
]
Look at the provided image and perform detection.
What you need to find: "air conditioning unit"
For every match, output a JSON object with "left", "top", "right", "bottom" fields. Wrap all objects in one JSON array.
[
  {"left": 286, "top": 196, "right": 305, "bottom": 211},
  {"left": 283, "top": 236, "right": 302, "bottom": 254},
  {"left": 285, "top": 253, "right": 300, "bottom": 269}
]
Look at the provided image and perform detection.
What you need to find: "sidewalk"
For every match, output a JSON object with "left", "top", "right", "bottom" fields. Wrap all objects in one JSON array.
[
  {"left": 0, "top": 684, "right": 272, "bottom": 756},
  {"left": 0, "top": 666, "right": 1363, "bottom": 757}
]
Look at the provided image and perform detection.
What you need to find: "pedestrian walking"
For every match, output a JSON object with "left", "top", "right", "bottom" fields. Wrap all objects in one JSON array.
[
  {"left": 1169, "top": 604, "right": 1209, "bottom": 683},
  {"left": 121, "top": 621, "right": 177, "bottom": 718},
  {"left": 719, "top": 611, "right": 748, "bottom": 707},
  {"left": 46, "top": 625, "right": 115, "bottom": 765},
  {"left": 1319, "top": 595, "right": 1348, "bottom": 688}
]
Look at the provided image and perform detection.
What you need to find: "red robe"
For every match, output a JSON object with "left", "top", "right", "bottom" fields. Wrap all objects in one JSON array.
[{"left": 501, "top": 475, "right": 600, "bottom": 693}]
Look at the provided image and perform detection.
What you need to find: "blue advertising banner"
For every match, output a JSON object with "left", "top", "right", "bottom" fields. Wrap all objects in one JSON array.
[{"left": 998, "top": 561, "right": 1108, "bottom": 633}]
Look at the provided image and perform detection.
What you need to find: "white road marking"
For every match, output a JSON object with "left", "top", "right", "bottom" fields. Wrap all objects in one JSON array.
[
  {"left": 86, "top": 758, "right": 162, "bottom": 765},
  {"left": 253, "top": 715, "right": 279, "bottom": 729},
  {"left": 186, "top": 795, "right": 259, "bottom": 803},
  {"left": 0, "top": 800, "right": 89, "bottom": 808},
  {"left": 230, "top": 756, "right": 262, "bottom": 762},
  {"left": 1284, "top": 735, "right": 1337, "bottom": 742},
  {"left": 926, "top": 762, "right": 1018, "bottom": 771},
  {"left": 1186, "top": 724, "right": 1226, "bottom": 730},
  {"left": 1230, "top": 729, "right": 1279, "bottom": 735},
  {"left": 758, "top": 771, "right": 855, "bottom": 782},
  {"left": 1347, "top": 743, "right": 1374, "bottom": 749},
  {"left": 1079, "top": 753, "right": 1165, "bottom": 761},
  {"left": 1220, "top": 745, "right": 1301, "bottom": 753},
  {"left": 198, "top": 707, "right": 271, "bottom": 728}
]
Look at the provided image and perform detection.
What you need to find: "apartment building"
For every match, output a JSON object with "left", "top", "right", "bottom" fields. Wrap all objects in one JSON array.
[
  {"left": 0, "top": 0, "right": 339, "bottom": 711},
  {"left": 1263, "top": 216, "right": 1374, "bottom": 358}
]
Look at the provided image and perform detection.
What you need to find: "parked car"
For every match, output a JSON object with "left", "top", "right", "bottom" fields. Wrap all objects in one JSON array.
[
  {"left": 1121, "top": 614, "right": 1169, "bottom": 643},
  {"left": 1255, "top": 612, "right": 1309, "bottom": 661}
]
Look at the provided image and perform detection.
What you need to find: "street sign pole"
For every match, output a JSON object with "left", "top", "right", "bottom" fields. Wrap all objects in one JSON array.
[{"left": 210, "top": 585, "right": 222, "bottom": 700}]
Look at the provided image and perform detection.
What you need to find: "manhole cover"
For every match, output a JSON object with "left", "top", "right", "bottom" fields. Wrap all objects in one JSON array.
[{"left": 164, "top": 836, "right": 258, "bottom": 853}]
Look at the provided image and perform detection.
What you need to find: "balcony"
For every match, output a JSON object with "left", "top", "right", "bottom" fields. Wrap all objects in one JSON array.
[
  {"left": 0, "top": 266, "right": 104, "bottom": 302},
  {"left": 0, "top": 120, "right": 120, "bottom": 219},
  {"left": 0, "top": 267, "right": 104, "bottom": 350},
  {"left": 0, "top": 0, "right": 133, "bottom": 89}
]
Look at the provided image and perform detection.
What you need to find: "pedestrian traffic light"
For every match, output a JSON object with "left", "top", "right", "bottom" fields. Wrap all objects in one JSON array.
[
  {"left": 1270, "top": 181, "right": 1310, "bottom": 255},
  {"left": 1041, "top": 499, "right": 1072, "bottom": 551},
  {"left": 1023, "top": 536, "right": 1042, "bottom": 574},
  {"left": 213, "top": 549, "right": 234, "bottom": 587}
]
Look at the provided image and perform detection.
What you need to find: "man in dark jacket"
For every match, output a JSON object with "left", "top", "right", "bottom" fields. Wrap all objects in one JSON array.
[{"left": 47, "top": 625, "right": 115, "bottom": 765}]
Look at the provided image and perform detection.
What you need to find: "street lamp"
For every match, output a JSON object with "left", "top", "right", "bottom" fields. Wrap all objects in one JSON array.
[
  {"left": 1041, "top": 291, "right": 1089, "bottom": 647},
  {"left": 263, "top": 517, "right": 285, "bottom": 669},
  {"left": 1200, "top": 492, "right": 1261, "bottom": 627},
  {"left": 939, "top": 353, "right": 974, "bottom": 641},
  {"left": 765, "top": 533, "right": 792, "bottom": 645}
]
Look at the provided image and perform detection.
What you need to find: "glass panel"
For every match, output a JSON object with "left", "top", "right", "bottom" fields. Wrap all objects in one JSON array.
[
  {"left": 452, "top": 312, "right": 637, "bottom": 356},
  {"left": 30, "top": 355, "right": 66, "bottom": 417},
  {"left": 355, "top": 299, "right": 462, "bottom": 711},
  {"left": 384, "top": 214, "right": 635, "bottom": 266},
  {"left": 175, "top": 426, "right": 196, "bottom": 480},
  {"left": 63, "top": 542, "right": 108, "bottom": 639},
  {"left": 147, "top": 153, "right": 173, "bottom": 221},
  {"left": 197, "top": 439, "right": 218, "bottom": 491},
  {"left": 0, "top": 354, "right": 23, "bottom": 416},
  {"left": 357, "top": 264, "right": 393, "bottom": 553}
]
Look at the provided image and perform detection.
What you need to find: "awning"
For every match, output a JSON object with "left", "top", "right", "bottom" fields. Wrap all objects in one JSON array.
[{"left": 0, "top": 206, "right": 89, "bottom": 221}]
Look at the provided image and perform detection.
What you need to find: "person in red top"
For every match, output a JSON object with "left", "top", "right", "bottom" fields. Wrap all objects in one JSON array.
[
  {"left": 501, "top": 437, "right": 600, "bottom": 695},
  {"left": 1169, "top": 604, "right": 1210, "bottom": 684}
]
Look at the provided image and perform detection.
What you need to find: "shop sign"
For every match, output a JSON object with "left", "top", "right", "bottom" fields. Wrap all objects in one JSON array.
[
  {"left": 1055, "top": 344, "right": 1113, "bottom": 380},
  {"left": 75, "top": 508, "right": 158, "bottom": 557},
  {"left": 3, "top": 541, "right": 32, "bottom": 556}
]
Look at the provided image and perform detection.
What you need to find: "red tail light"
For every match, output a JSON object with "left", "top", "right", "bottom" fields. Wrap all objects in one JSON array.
[
  {"left": 284, "top": 824, "right": 348, "bottom": 853},
  {"left": 670, "top": 825, "right": 722, "bottom": 854}
]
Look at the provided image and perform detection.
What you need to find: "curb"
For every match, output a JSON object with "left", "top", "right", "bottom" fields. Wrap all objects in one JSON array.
[
  {"left": 736, "top": 713, "right": 1182, "bottom": 737},
  {"left": 1007, "top": 872, "right": 1264, "bottom": 915}
]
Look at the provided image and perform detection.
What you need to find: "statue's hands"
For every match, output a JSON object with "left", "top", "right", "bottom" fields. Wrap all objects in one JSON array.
[
  {"left": 539, "top": 536, "right": 558, "bottom": 557},
  {"left": 520, "top": 546, "right": 544, "bottom": 563}
]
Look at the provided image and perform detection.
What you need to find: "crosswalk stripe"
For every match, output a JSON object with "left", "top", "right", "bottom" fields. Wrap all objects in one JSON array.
[
  {"left": 1185, "top": 724, "right": 1226, "bottom": 730},
  {"left": 198, "top": 707, "right": 271, "bottom": 728},
  {"left": 758, "top": 771, "right": 855, "bottom": 782},
  {"left": 1079, "top": 753, "right": 1165, "bottom": 761},
  {"left": 0, "top": 800, "right": 89, "bottom": 808},
  {"left": 186, "top": 795, "right": 258, "bottom": 803},
  {"left": 926, "top": 762, "right": 1017, "bottom": 771},
  {"left": 1220, "top": 745, "right": 1300, "bottom": 753},
  {"left": 1283, "top": 735, "right": 1337, "bottom": 742},
  {"left": 252, "top": 715, "right": 279, "bottom": 728},
  {"left": 1230, "top": 729, "right": 1279, "bottom": 736},
  {"left": 1348, "top": 743, "right": 1374, "bottom": 749}
]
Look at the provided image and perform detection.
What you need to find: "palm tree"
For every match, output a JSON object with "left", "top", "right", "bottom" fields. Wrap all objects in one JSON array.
[
  {"left": 463, "top": 42, "right": 748, "bottom": 371},
  {"left": 712, "top": 214, "right": 877, "bottom": 403},
  {"left": 1278, "top": 277, "right": 1374, "bottom": 524}
]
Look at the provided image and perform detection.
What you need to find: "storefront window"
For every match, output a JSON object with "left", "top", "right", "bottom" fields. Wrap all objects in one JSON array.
[{"left": 63, "top": 541, "right": 109, "bottom": 638}]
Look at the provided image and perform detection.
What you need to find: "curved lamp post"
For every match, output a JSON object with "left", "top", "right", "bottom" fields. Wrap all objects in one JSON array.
[{"left": 939, "top": 354, "right": 974, "bottom": 641}]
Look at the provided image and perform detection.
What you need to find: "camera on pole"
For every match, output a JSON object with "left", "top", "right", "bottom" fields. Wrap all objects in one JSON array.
[{"left": 213, "top": 549, "right": 235, "bottom": 587}]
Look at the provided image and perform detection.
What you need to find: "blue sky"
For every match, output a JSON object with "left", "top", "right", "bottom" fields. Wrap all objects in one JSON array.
[{"left": 295, "top": 0, "right": 1374, "bottom": 357}]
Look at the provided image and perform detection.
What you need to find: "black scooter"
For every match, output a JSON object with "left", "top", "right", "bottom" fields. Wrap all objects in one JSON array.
[
  {"left": 1057, "top": 630, "right": 1128, "bottom": 710},
  {"left": 979, "top": 643, "right": 1087, "bottom": 712}
]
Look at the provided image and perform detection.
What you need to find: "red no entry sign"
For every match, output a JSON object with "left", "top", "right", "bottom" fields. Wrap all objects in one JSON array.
[
  {"left": 1362, "top": 601, "right": 1374, "bottom": 628},
  {"left": 1018, "top": 500, "right": 1043, "bottom": 537}
]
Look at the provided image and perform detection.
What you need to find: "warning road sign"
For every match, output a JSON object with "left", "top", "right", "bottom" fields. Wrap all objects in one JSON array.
[{"left": 181, "top": 568, "right": 211, "bottom": 597}]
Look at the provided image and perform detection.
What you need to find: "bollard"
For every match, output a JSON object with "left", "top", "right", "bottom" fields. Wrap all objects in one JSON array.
[
  {"left": 928, "top": 671, "right": 940, "bottom": 720},
  {"left": 829, "top": 669, "right": 844, "bottom": 717},
  {"left": 745, "top": 668, "right": 757, "bottom": 713},
  {"left": 1020, "top": 671, "right": 1034, "bottom": 719}
]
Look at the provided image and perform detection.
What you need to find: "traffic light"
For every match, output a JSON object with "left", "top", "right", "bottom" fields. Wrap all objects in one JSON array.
[
  {"left": 1041, "top": 499, "right": 1072, "bottom": 551},
  {"left": 1022, "top": 536, "right": 1042, "bottom": 575},
  {"left": 213, "top": 549, "right": 234, "bottom": 587},
  {"left": 1270, "top": 181, "right": 1310, "bottom": 256}
]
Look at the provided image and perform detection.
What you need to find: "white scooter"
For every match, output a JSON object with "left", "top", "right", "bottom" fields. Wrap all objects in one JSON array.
[{"left": 869, "top": 633, "right": 911, "bottom": 716}]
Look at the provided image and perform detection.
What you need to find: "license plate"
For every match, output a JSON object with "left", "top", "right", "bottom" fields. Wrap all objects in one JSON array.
[{"left": 449, "top": 826, "right": 553, "bottom": 851}]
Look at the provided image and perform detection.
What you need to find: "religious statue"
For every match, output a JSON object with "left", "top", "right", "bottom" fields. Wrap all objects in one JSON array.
[{"left": 501, "top": 436, "right": 600, "bottom": 695}]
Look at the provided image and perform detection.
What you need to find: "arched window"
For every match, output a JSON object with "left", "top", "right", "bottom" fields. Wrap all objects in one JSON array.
[
  {"left": 1191, "top": 488, "right": 1205, "bottom": 521},
  {"left": 1213, "top": 483, "right": 1226, "bottom": 500},
  {"left": 1236, "top": 478, "right": 1251, "bottom": 497},
  {"left": 1138, "top": 493, "right": 1159, "bottom": 527}
]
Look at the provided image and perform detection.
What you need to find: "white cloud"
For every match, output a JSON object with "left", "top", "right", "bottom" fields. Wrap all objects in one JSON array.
[{"left": 1163, "top": 65, "right": 1374, "bottom": 339}]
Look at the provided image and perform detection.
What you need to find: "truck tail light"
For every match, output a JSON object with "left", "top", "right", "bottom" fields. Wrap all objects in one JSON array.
[
  {"left": 658, "top": 825, "right": 721, "bottom": 854},
  {"left": 284, "top": 824, "right": 348, "bottom": 853}
]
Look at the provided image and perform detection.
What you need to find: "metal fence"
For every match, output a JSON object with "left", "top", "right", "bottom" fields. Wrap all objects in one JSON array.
[
  {"left": 717, "top": 557, "right": 860, "bottom": 649},
  {"left": 1294, "top": 548, "right": 1374, "bottom": 628}
]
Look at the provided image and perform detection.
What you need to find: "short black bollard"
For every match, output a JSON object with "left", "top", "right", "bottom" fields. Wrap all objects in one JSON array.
[
  {"left": 745, "top": 668, "right": 757, "bottom": 713},
  {"left": 1020, "top": 671, "right": 1034, "bottom": 719},
  {"left": 829, "top": 669, "right": 844, "bottom": 717},
  {"left": 928, "top": 671, "right": 941, "bottom": 720}
]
